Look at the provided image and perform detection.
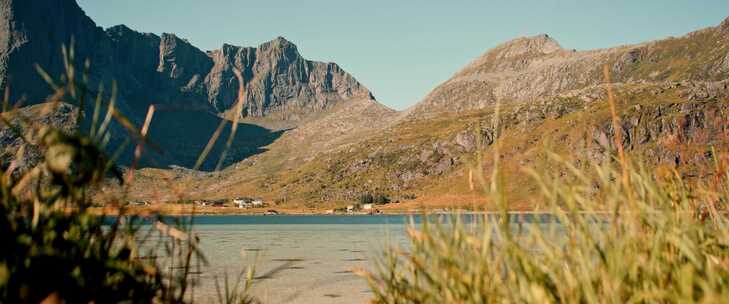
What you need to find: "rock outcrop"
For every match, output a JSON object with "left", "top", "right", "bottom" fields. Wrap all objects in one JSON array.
[
  {"left": 0, "top": 0, "right": 375, "bottom": 122},
  {"left": 204, "top": 37, "right": 373, "bottom": 118},
  {"left": 157, "top": 33, "right": 213, "bottom": 95}
]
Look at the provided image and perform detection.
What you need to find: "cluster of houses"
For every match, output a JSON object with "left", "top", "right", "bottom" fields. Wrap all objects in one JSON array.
[
  {"left": 326, "top": 203, "right": 381, "bottom": 215},
  {"left": 232, "top": 197, "right": 266, "bottom": 209},
  {"left": 193, "top": 199, "right": 226, "bottom": 207},
  {"left": 193, "top": 197, "right": 267, "bottom": 209}
]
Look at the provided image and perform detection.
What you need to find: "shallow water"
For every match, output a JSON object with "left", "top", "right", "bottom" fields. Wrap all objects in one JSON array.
[
  {"left": 188, "top": 216, "right": 412, "bottom": 304},
  {"left": 141, "top": 214, "right": 571, "bottom": 303}
]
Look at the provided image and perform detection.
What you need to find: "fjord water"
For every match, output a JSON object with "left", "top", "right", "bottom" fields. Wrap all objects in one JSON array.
[
  {"left": 175, "top": 214, "right": 562, "bottom": 303},
  {"left": 190, "top": 215, "right": 412, "bottom": 303}
]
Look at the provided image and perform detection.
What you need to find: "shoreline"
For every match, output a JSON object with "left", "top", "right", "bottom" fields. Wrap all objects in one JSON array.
[{"left": 90, "top": 204, "right": 615, "bottom": 217}]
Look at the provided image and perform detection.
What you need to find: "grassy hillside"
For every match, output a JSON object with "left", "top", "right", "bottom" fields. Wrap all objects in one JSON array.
[
  {"left": 117, "top": 80, "right": 727, "bottom": 212},
  {"left": 105, "top": 17, "right": 729, "bottom": 211}
]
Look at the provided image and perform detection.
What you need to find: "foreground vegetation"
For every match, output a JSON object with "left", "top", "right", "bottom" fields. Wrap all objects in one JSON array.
[
  {"left": 0, "top": 48, "right": 256, "bottom": 303},
  {"left": 2, "top": 43, "right": 728, "bottom": 303},
  {"left": 361, "top": 76, "right": 729, "bottom": 303},
  {"left": 363, "top": 157, "right": 729, "bottom": 303}
]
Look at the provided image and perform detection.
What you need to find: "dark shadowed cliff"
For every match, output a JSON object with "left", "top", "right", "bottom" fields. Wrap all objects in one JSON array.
[{"left": 0, "top": 0, "right": 381, "bottom": 170}]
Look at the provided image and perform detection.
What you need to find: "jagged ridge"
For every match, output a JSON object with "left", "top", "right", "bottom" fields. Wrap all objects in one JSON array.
[
  {"left": 0, "top": 0, "right": 380, "bottom": 171},
  {"left": 0, "top": 0, "right": 375, "bottom": 122}
]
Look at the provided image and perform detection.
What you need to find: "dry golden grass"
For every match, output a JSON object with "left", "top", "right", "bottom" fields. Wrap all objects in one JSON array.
[{"left": 360, "top": 66, "right": 729, "bottom": 303}]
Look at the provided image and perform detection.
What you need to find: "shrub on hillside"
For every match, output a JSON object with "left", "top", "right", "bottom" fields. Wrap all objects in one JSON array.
[
  {"left": 359, "top": 192, "right": 391, "bottom": 205},
  {"left": 359, "top": 193, "right": 374, "bottom": 205},
  {"left": 374, "top": 193, "right": 391, "bottom": 204}
]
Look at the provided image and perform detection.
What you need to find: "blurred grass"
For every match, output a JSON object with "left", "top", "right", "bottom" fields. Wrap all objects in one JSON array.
[
  {"left": 0, "top": 44, "right": 258, "bottom": 303},
  {"left": 362, "top": 155, "right": 729, "bottom": 303},
  {"left": 360, "top": 66, "right": 729, "bottom": 303}
]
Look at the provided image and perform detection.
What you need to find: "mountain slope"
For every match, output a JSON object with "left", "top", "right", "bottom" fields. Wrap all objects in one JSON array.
[
  {"left": 153, "top": 17, "right": 729, "bottom": 209},
  {"left": 165, "top": 80, "right": 725, "bottom": 210},
  {"left": 409, "top": 17, "right": 729, "bottom": 117},
  {"left": 118, "top": 97, "right": 398, "bottom": 203}
]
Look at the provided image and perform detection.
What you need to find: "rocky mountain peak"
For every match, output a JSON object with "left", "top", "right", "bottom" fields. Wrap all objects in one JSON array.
[
  {"left": 157, "top": 32, "right": 212, "bottom": 83},
  {"left": 160, "top": 32, "right": 181, "bottom": 42},
  {"left": 0, "top": 0, "right": 375, "bottom": 122},
  {"left": 256, "top": 36, "right": 301, "bottom": 66},
  {"left": 0, "top": 0, "right": 381, "bottom": 170},
  {"left": 106, "top": 24, "right": 159, "bottom": 44},
  {"left": 411, "top": 17, "right": 729, "bottom": 118},
  {"left": 491, "top": 33, "right": 563, "bottom": 59},
  {"left": 106, "top": 24, "right": 135, "bottom": 36},
  {"left": 262, "top": 36, "right": 296, "bottom": 50},
  {"left": 204, "top": 36, "right": 374, "bottom": 118},
  {"left": 448, "top": 33, "right": 564, "bottom": 79}
]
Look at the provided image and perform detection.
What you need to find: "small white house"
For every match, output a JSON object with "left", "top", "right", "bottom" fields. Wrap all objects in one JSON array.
[
  {"left": 325, "top": 209, "right": 335, "bottom": 215},
  {"left": 251, "top": 199, "right": 265, "bottom": 207},
  {"left": 346, "top": 205, "right": 355, "bottom": 213},
  {"left": 233, "top": 198, "right": 252, "bottom": 209},
  {"left": 362, "top": 203, "right": 374, "bottom": 210}
]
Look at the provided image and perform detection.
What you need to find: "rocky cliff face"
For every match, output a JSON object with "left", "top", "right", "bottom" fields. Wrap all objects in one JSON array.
[
  {"left": 0, "top": 0, "right": 379, "bottom": 170},
  {"left": 410, "top": 18, "right": 729, "bottom": 117},
  {"left": 188, "top": 17, "right": 729, "bottom": 207},
  {"left": 157, "top": 33, "right": 213, "bottom": 90},
  {"left": 0, "top": 0, "right": 113, "bottom": 105},
  {"left": 204, "top": 37, "right": 373, "bottom": 119},
  {"left": 0, "top": 0, "right": 375, "bottom": 122}
]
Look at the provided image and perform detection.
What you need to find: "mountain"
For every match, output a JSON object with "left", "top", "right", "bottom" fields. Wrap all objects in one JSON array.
[
  {"left": 204, "top": 38, "right": 374, "bottom": 119},
  {"left": 0, "top": 0, "right": 374, "bottom": 120},
  {"left": 0, "top": 0, "right": 114, "bottom": 106},
  {"left": 131, "top": 17, "right": 729, "bottom": 209},
  {"left": 3, "top": 0, "right": 727, "bottom": 210},
  {"left": 408, "top": 17, "right": 729, "bottom": 117},
  {"left": 0, "top": 0, "right": 380, "bottom": 170}
]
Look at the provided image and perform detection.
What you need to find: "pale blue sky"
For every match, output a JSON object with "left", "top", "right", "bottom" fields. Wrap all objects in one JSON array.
[{"left": 77, "top": 0, "right": 729, "bottom": 110}]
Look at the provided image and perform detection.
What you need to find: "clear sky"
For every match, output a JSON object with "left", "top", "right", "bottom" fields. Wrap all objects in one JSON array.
[{"left": 76, "top": 0, "right": 729, "bottom": 110}]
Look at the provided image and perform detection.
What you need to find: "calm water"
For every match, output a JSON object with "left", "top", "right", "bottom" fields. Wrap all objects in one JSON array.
[
  {"left": 138, "top": 214, "right": 567, "bottom": 303},
  {"left": 188, "top": 216, "right": 413, "bottom": 304}
]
